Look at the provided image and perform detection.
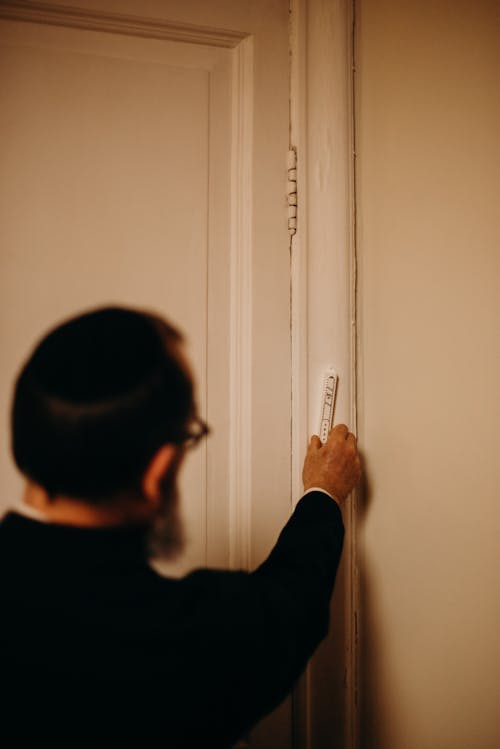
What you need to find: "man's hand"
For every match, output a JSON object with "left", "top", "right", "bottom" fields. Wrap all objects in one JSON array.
[{"left": 302, "top": 424, "right": 362, "bottom": 503}]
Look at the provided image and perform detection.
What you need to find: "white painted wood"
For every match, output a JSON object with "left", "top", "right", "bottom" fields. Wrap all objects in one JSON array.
[
  {"left": 0, "top": 0, "right": 246, "bottom": 47},
  {"left": 228, "top": 36, "right": 254, "bottom": 571},
  {"left": 290, "top": 0, "right": 358, "bottom": 747}
]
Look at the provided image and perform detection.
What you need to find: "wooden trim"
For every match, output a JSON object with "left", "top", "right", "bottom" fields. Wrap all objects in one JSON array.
[
  {"left": 228, "top": 36, "right": 253, "bottom": 571},
  {"left": 0, "top": 0, "right": 246, "bottom": 48},
  {"left": 289, "top": 3, "right": 310, "bottom": 742},
  {"left": 289, "top": 0, "right": 308, "bottom": 515},
  {"left": 290, "top": 0, "right": 358, "bottom": 747}
]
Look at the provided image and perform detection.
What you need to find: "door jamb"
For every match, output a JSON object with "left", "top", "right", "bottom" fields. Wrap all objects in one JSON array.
[{"left": 289, "top": 1, "right": 358, "bottom": 747}]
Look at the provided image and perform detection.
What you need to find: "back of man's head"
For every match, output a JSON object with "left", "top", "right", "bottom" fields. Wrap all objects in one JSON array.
[{"left": 11, "top": 306, "right": 193, "bottom": 502}]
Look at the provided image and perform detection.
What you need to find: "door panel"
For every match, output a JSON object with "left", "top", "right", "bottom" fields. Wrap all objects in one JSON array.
[{"left": 0, "top": 19, "right": 232, "bottom": 577}]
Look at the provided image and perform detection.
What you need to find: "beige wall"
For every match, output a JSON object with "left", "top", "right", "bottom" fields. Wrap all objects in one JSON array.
[{"left": 356, "top": 1, "right": 500, "bottom": 747}]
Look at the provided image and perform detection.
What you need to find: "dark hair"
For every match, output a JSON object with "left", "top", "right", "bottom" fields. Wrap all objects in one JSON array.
[{"left": 11, "top": 306, "right": 194, "bottom": 501}]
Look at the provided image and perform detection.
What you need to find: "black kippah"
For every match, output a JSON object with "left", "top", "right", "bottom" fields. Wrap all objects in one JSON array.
[{"left": 28, "top": 307, "right": 164, "bottom": 403}]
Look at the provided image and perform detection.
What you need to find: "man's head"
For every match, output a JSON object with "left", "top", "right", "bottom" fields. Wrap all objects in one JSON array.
[{"left": 11, "top": 306, "right": 201, "bottom": 544}]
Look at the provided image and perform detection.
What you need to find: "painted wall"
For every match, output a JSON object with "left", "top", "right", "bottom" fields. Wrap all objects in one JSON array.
[{"left": 356, "top": 1, "right": 500, "bottom": 747}]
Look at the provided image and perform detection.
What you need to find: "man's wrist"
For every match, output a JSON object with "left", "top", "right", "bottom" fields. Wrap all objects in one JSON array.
[{"left": 302, "top": 487, "right": 340, "bottom": 506}]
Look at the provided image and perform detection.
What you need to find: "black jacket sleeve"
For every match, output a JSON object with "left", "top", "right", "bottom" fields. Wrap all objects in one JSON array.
[
  {"left": 256, "top": 489, "right": 344, "bottom": 592},
  {"left": 253, "top": 489, "right": 345, "bottom": 669},
  {"left": 207, "top": 491, "right": 345, "bottom": 743}
]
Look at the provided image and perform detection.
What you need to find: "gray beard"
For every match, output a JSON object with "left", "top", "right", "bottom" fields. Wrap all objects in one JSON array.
[{"left": 146, "top": 482, "right": 186, "bottom": 562}]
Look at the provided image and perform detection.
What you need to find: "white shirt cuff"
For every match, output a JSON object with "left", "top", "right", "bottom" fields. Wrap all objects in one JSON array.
[{"left": 302, "top": 487, "right": 340, "bottom": 505}]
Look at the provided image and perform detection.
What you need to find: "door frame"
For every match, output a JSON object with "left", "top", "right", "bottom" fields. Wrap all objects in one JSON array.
[
  {"left": 0, "top": 0, "right": 358, "bottom": 745},
  {"left": 289, "top": 1, "right": 358, "bottom": 747}
]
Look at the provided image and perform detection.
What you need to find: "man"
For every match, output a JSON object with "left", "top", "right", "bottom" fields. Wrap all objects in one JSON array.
[{"left": 0, "top": 306, "right": 361, "bottom": 747}]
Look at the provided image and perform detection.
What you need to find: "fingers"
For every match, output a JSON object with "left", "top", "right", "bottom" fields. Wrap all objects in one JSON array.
[
  {"left": 331, "top": 424, "right": 348, "bottom": 439},
  {"left": 308, "top": 434, "right": 322, "bottom": 450},
  {"left": 328, "top": 423, "right": 357, "bottom": 443},
  {"left": 328, "top": 424, "right": 356, "bottom": 446},
  {"left": 310, "top": 425, "right": 358, "bottom": 449},
  {"left": 346, "top": 432, "right": 357, "bottom": 448}
]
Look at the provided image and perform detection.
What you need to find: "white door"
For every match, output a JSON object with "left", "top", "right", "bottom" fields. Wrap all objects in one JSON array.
[{"left": 0, "top": 0, "right": 291, "bottom": 746}]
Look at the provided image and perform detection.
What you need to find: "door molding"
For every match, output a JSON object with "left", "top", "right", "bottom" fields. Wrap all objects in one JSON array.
[
  {"left": 0, "top": 0, "right": 245, "bottom": 47},
  {"left": 0, "top": 0, "right": 255, "bottom": 574},
  {"left": 290, "top": 0, "right": 358, "bottom": 746},
  {"left": 228, "top": 35, "right": 254, "bottom": 571}
]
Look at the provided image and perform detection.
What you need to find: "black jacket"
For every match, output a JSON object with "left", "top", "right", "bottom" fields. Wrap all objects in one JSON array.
[{"left": 0, "top": 491, "right": 344, "bottom": 748}]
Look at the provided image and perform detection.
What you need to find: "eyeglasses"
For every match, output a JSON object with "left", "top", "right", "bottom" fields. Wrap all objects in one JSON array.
[{"left": 178, "top": 416, "right": 210, "bottom": 450}]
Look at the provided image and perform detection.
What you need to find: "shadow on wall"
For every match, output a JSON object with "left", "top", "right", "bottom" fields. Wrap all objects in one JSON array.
[{"left": 358, "top": 452, "right": 397, "bottom": 749}]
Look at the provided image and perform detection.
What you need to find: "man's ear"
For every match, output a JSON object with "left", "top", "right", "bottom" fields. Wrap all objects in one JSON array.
[{"left": 141, "top": 444, "right": 178, "bottom": 506}]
